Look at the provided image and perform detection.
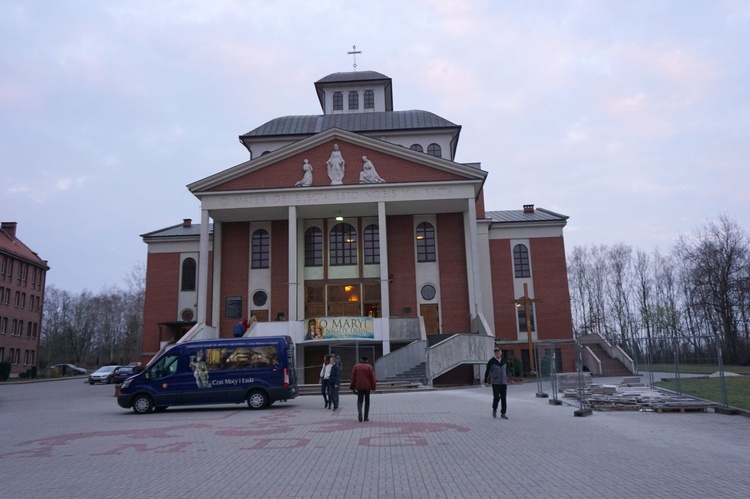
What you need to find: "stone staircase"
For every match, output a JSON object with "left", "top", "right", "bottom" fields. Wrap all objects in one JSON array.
[
  {"left": 297, "top": 362, "right": 431, "bottom": 396},
  {"left": 382, "top": 362, "right": 427, "bottom": 386},
  {"left": 586, "top": 344, "right": 632, "bottom": 377}
]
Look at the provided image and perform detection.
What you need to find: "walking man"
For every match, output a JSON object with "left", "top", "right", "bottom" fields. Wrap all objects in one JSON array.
[
  {"left": 484, "top": 348, "right": 509, "bottom": 419},
  {"left": 328, "top": 352, "right": 341, "bottom": 411},
  {"left": 350, "top": 355, "right": 376, "bottom": 422}
]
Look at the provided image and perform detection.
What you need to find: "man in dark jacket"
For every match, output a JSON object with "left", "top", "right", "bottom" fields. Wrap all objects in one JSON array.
[
  {"left": 484, "top": 348, "right": 508, "bottom": 419},
  {"left": 350, "top": 355, "right": 377, "bottom": 422},
  {"left": 328, "top": 353, "right": 341, "bottom": 411}
]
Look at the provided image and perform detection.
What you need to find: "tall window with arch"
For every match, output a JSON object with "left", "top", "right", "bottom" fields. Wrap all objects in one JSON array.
[
  {"left": 252, "top": 229, "right": 270, "bottom": 269},
  {"left": 513, "top": 244, "right": 530, "bottom": 278},
  {"left": 330, "top": 223, "right": 357, "bottom": 266},
  {"left": 364, "top": 90, "right": 374, "bottom": 109},
  {"left": 348, "top": 91, "right": 359, "bottom": 110},
  {"left": 181, "top": 257, "right": 196, "bottom": 291},
  {"left": 416, "top": 222, "right": 436, "bottom": 262},
  {"left": 304, "top": 227, "right": 323, "bottom": 267},
  {"left": 333, "top": 91, "right": 343, "bottom": 111},
  {"left": 363, "top": 224, "right": 380, "bottom": 264},
  {"left": 427, "top": 143, "right": 442, "bottom": 157},
  {"left": 410, "top": 144, "right": 424, "bottom": 152}
]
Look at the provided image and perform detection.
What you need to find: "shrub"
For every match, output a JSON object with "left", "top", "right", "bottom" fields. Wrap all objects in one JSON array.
[{"left": 0, "top": 361, "right": 10, "bottom": 381}]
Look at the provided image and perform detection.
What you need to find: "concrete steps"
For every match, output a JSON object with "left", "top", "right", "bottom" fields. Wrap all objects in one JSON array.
[{"left": 297, "top": 379, "right": 434, "bottom": 396}]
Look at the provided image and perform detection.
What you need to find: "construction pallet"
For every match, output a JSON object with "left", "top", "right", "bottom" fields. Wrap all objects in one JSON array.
[{"left": 653, "top": 405, "right": 708, "bottom": 413}]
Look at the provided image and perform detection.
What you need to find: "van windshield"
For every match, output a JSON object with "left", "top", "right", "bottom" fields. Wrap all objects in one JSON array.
[{"left": 149, "top": 353, "right": 179, "bottom": 379}]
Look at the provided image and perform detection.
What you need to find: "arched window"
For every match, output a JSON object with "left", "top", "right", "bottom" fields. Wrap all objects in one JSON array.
[
  {"left": 513, "top": 244, "right": 530, "bottom": 278},
  {"left": 252, "top": 229, "right": 270, "bottom": 269},
  {"left": 181, "top": 258, "right": 196, "bottom": 291},
  {"left": 330, "top": 223, "right": 357, "bottom": 266},
  {"left": 333, "top": 92, "right": 343, "bottom": 111},
  {"left": 427, "top": 143, "right": 442, "bottom": 157},
  {"left": 416, "top": 222, "right": 436, "bottom": 262},
  {"left": 363, "top": 225, "right": 380, "bottom": 264},
  {"left": 364, "top": 90, "right": 374, "bottom": 109},
  {"left": 305, "top": 227, "right": 323, "bottom": 267},
  {"left": 348, "top": 91, "right": 359, "bottom": 110},
  {"left": 410, "top": 144, "right": 424, "bottom": 152}
]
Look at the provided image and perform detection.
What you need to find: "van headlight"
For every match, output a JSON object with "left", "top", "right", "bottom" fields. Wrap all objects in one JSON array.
[{"left": 121, "top": 379, "right": 132, "bottom": 389}]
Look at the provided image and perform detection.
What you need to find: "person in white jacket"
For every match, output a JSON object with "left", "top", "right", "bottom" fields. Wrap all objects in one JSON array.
[{"left": 319, "top": 355, "right": 333, "bottom": 408}]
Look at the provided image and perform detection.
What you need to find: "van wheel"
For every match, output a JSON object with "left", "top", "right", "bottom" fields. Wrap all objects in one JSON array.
[
  {"left": 132, "top": 394, "right": 154, "bottom": 414},
  {"left": 246, "top": 390, "right": 268, "bottom": 410}
]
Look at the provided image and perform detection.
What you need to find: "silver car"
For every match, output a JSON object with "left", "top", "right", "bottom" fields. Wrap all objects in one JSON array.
[{"left": 88, "top": 365, "right": 121, "bottom": 385}]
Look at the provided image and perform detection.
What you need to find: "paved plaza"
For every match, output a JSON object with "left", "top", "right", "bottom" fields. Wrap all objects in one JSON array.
[{"left": 1, "top": 376, "right": 749, "bottom": 498}]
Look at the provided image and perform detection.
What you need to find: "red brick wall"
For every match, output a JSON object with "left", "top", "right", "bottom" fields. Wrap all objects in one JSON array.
[
  {"left": 489, "top": 239, "right": 516, "bottom": 340},
  {"left": 270, "top": 220, "right": 289, "bottom": 321},
  {"left": 142, "top": 252, "right": 179, "bottom": 354},
  {"left": 475, "top": 189, "right": 485, "bottom": 219},
  {"left": 530, "top": 237, "right": 574, "bottom": 341},
  {"left": 386, "top": 215, "right": 416, "bottom": 316},
  {"left": 437, "top": 213, "right": 470, "bottom": 333},
  {"left": 210, "top": 140, "right": 466, "bottom": 191},
  {"left": 219, "top": 222, "right": 250, "bottom": 337}
]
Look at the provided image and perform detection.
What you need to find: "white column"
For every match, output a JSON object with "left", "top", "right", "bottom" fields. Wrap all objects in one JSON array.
[
  {"left": 288, "top": 206, "right": 298, "bottom": 322},
  {"left": 197, "top": 208, "right": 210, "bottom": 325},
  {"left": 465, "top": 198, "right": 483, "bottom": 319},
  {"left": 378, "top": 201, "right": 391, "bottom": 354}
]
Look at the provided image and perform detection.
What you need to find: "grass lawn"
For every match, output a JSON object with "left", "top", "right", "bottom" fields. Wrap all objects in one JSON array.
[
  {"left": 648, "top": 363, "right": 750, "bottom": 374},
  {"left": 655, "top": 376, "right": 750, "bottom": 411}
]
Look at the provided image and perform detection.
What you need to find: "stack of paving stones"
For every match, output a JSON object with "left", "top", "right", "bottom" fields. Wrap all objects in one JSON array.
[{"left": 562, "top": 376, "right": 709, "bottom": 413}]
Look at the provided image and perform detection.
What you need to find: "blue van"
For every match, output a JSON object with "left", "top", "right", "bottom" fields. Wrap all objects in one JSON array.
[{"left": 117, "top": 336, "right": 298, "bottom": 414}]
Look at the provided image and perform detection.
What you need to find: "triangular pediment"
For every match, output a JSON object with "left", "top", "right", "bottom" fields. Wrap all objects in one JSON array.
[{"left": 188, "top": 128, "right": 486, "bottom": 194}]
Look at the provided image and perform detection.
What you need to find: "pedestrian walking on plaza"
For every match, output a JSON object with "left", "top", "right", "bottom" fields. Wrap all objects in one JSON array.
[
  {"left": 350, "top": 355, "right": 376, "bottom": 422},
  {"left": 319, "top": 354, "right": 332, "bottom": 408},
  {"left": 328, "top": 352, "right": 341, "bottom": 410},
  {"left": 484, "top": 348, "right": 508, "bottom": 419}
]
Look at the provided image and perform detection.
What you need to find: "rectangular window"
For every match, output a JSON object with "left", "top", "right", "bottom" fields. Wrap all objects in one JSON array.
[
  {"left": 15, "top": 291, "right": 20, "bottom": 307},
  {"left": 27, "top": 322, "right": 32, "bottom": 337},
  {"left": 251, "top": 230, "right": 270, "bottom": 269},
  {"left": 33, "top": 322, "right": 38, "bottom": 338},
  {"left": 0, "top": 287, "right": 3, "bottom": 304},
  {"left": 0, "top": 317, "right": 6, "bottom": 334},
  {"left": 24, "top": 350, "right": 29, "bottom": 365},
  {"left": 0, "top": 347, "right": 4, "bottom": 361},
  {"left": 21, "top": 293, "right": 26, "bottom": 308}
]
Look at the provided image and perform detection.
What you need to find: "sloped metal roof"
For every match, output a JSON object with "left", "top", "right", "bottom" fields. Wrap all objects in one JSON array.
[
  {"left": 485, "top": 208, "right": 568, "bottom": 224},
  {"left": 140, "top": 223, "right": 212, "bottom": 239},
  {"left": 241, "top": 110, "right": 458, "bottom": 138},
  {"left": 315, "top": 71, "right": 390, "bottom": 84}
]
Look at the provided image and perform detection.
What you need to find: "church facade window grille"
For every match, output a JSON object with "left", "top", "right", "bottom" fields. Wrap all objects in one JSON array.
[
  {"left": 416, "top": 222, "right": 436, "bottom": 262},
  {"left": 363, "top": 224, "right": 380, "bottom": 264},
  {"left": 410, "top": 144, "right": 423, "bottom": 152},
  {"left": 364, "top": 90, "right": 374, "bottom": 109},
  {"left": 333, "top": 92, "right": 343, "bottom": 111},
  {"left": 181, "top": 257, "right": 196, "bottom": 291},
  {"left": 513, "top": 244, "right": 531, "bottom": 278},
  {"left": 427, "top": 143, "right": 442, "bottom": 157},
  {"left": 305, "top": 227, "right": 323, "bottom": 267},
  {"left": 330, "top": 223, "right": 357, "bottom": 266},
  {"left": 348, "top": 91, "right": 359, "bottom": 110},
  {"left": 251, "top": 229, "right": 270, "bottom": 269}
]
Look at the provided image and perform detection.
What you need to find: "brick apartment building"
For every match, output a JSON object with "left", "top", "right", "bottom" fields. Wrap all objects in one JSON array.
[
  {"left": 140, "top": 70, "right": 575, "bottom": 384},
  {"left": 0, "top": 222, "right": 48, "bottom": 378}
]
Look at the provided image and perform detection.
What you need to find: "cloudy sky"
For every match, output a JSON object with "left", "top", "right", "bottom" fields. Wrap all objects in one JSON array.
[{"left": 2, "top": 0, "right": 748, "bottom": 293}]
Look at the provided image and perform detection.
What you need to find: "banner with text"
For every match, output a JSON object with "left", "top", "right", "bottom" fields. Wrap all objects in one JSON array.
[{"left": 304, "top": 317, "right": 374, "bottom": 340}]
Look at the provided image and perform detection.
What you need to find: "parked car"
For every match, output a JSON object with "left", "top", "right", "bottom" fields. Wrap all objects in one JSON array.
[
  {"left": 51, "top": 364, "right": 87, "bottom": 376},
  {"left": 89, "top": 365, "right": 121, "bottom": 385},
  {"left": 113, "top": 365, "right": 142, "bottom": 384}
]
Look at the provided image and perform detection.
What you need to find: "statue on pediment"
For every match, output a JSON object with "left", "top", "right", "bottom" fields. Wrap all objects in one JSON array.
[
  {"left": 326, "top": 144, "right": 346, "bottom": 185},
  {"left": 359, "top": 156, "right": 385, "bottom": 184},
  {"left": 295, "top": 159, "right": 313, "bottom": 187}
]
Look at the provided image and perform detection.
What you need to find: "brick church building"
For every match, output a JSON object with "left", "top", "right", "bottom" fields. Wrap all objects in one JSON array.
[{"left": 140, "top": 70, "right": 575, "bottom": 384}]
